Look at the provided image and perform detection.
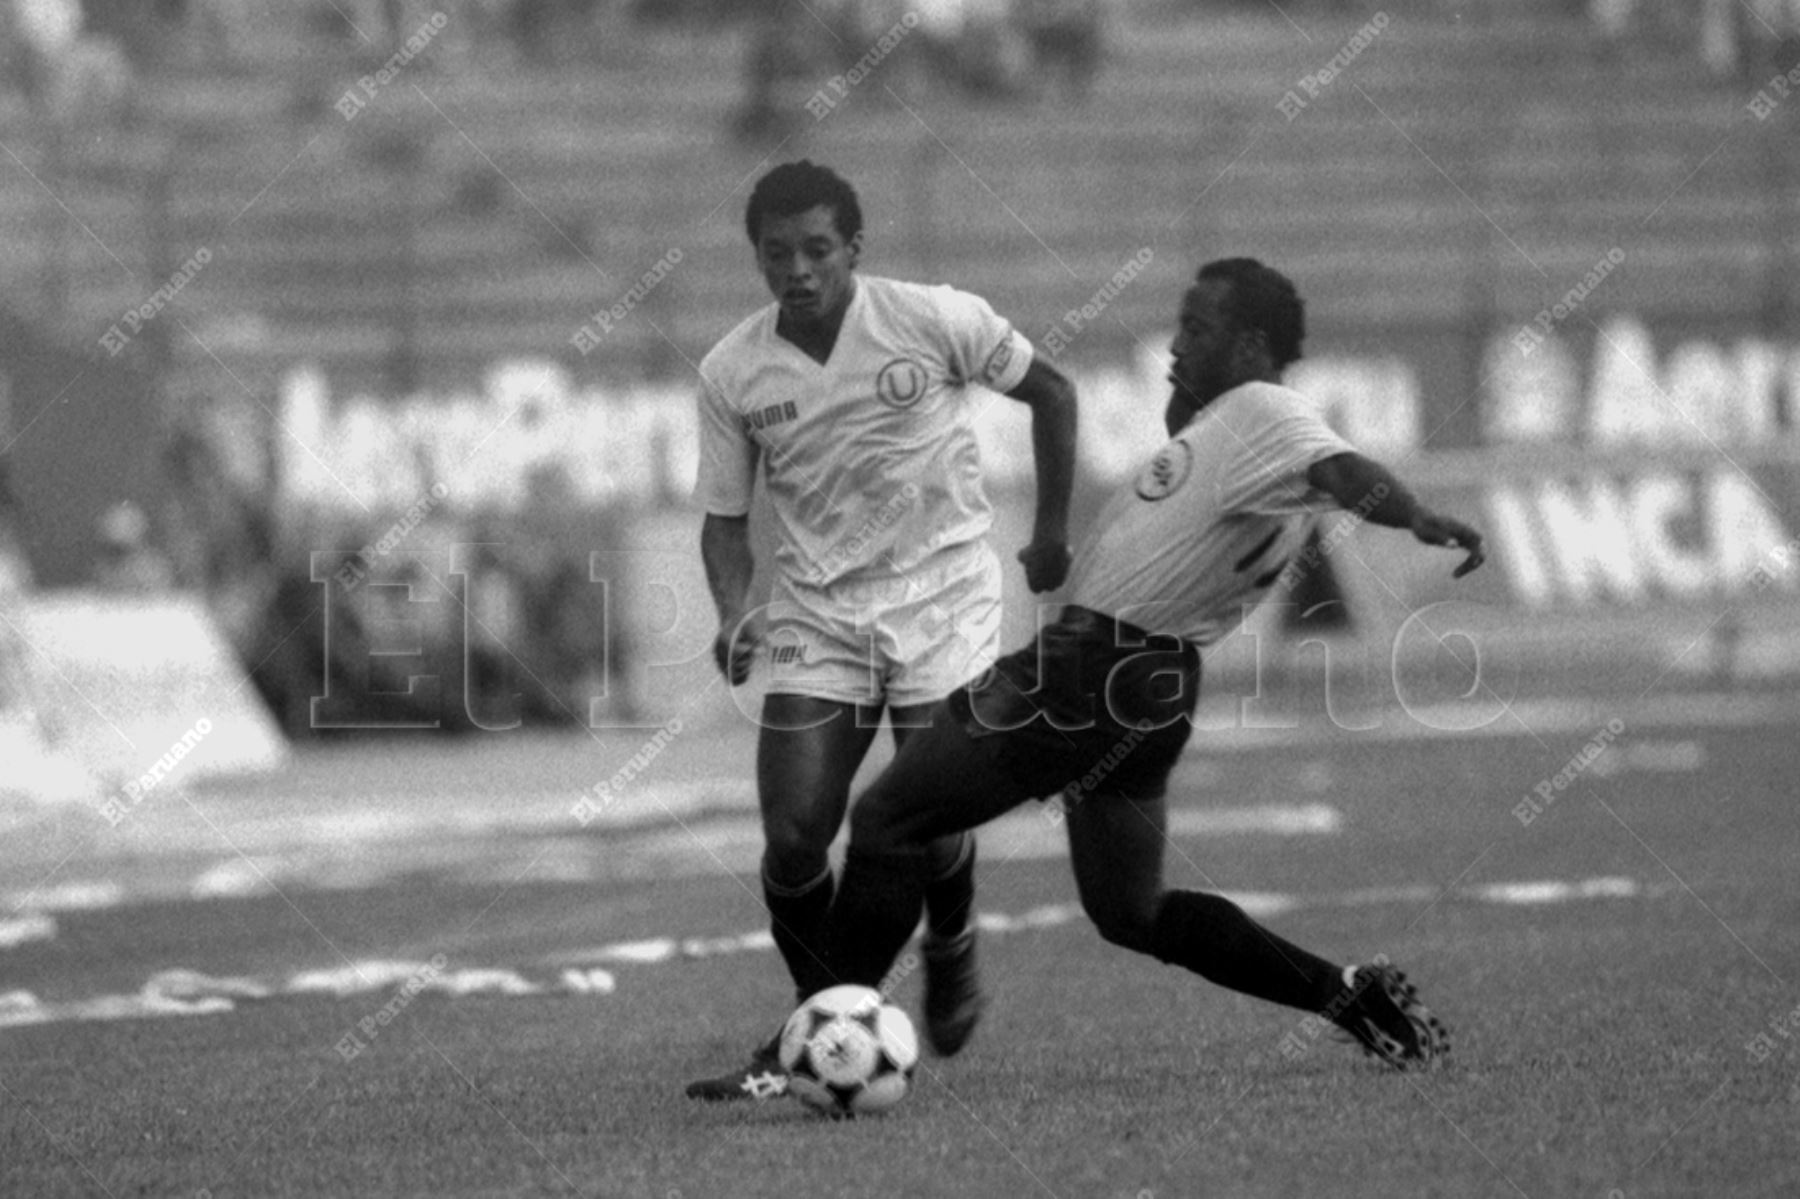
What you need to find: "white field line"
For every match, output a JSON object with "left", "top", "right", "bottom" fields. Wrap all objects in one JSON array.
[{"left": 0, "top": 874, "right": 1662, "bottom": 1031}]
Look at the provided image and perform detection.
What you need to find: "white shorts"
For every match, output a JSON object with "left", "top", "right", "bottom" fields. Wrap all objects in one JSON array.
[{"left": 762, "top": 540, "right": 1002, "bottom": 708}]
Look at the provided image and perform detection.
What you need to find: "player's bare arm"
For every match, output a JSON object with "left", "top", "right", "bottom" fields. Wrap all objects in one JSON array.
[
  {"left": 1004, "top": 355, "right": 1079, "bottom": 593},
  {"left": 700, "top": 512, "right": 759, "bottom": 683},
  {"left": 1306, "top": 451, "right": 1486, "bottom": 578}
]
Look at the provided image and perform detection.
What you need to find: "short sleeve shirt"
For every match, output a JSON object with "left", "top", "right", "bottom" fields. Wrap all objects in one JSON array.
[
  {"left": 1066, "top": 382, "right": 1356, "bottom": 646},
  {"left": 695, "top": 276, "right": 1033, "bottom": 587}
]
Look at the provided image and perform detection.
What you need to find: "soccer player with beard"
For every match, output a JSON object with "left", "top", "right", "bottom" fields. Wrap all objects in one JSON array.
[
  {"left": 685, "top": 161, "right": 1078, "bottom": 1100},
  {"left": 820, "top": 257, "right": 1484, "bottom": 1069}
]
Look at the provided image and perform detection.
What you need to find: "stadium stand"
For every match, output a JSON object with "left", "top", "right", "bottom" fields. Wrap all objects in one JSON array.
[
  {"left": 1, "top": 0, "right": 1796, "bottom": 736},
  {"left": 0, "top": 1, "right": 1788, "bottom": 400}
]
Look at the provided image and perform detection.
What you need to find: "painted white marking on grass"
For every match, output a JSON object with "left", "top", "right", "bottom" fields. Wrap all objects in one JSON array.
[
  {"left": 0, "top": 913, "right": 55, "bottom": 949},
  {"left": 428, "top": 968, "right": 541, "bottom": 997},
  {"left": 584, "top": 939, "right": 678, "bottom": 965},
  {"left": 0, "top": 875, "right": 1671, "bottom": 1032},
  {"left": 286, "top": 959, "right": 541, "bottom": 997},
  {"left": 145, "top": 969, "right": 272, "bottom": 1001},
  {"left": 556, "top": 874, "right": 1654, "bottom": 970},
  {"left": 548, "top": 931, "right": 776, "bottom": 967},
  {"left": 0, "top": 990, "right": 47, "bottom": 1026},
  {"left": 681, "top": 930, "right": 775, "bottom": 958},
  {"left": 1473, "top": 876, "right": 1639, "bottom": 905},
  {"left": 1171, "top": 803, "right": 1341, "bottom": 836},
  {"left": 0, "top": 801, "right": 1347, "bottom": 918},
  {"left": 0, "top": 988, "right": 236, "bottom": 1028},
  {"left": 560, "top": 969, "right": 617, "bottom": 994},
  {"left": 288, "top": 960, "right": 438, "bottom": 996},
  {"left": 3, "top": 881, "right": 125, "bottom": 912},
  {"left": 976, "top": 903, "right": 1081, "bottom": 933},
  {"left": 191, "top": 860, "right": 281, "bottom": 899}
]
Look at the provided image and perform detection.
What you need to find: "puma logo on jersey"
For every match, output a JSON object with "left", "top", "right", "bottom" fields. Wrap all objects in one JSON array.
[{"left": 744, "top": 400, "right": 798, "bottom": 433}]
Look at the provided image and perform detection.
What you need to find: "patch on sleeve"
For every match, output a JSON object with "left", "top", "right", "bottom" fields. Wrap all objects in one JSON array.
[{"left": 980, "top": 339, "right": 1014, "bottom": 385}]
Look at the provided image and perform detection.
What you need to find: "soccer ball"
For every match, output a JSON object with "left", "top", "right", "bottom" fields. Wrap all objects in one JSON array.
[{"left": 778, "top": 984, "right": 919, "bottom": 1117}]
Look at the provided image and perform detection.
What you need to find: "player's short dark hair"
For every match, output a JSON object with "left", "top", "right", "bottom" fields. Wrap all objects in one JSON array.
[
  {"left": 1196, "top": 258, "right": 1305, "bottom": 371},
  {"left": 744, "top": 160, "right": 864, "bottom": 247}
]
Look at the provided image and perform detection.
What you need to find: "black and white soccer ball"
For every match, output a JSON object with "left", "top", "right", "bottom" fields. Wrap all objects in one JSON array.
[{"left": 778, "top": 984, "right": 919, "bottom": 1117}]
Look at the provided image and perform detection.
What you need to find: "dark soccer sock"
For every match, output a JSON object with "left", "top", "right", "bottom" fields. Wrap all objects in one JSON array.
[
  {"left": 922, "top": 831, "right": 976, "bottom": 942},
  {"left": 1149, "top": 890, "right": 1344, "bottom": 1013},
  {"left": 828, "top": 844, "right": 928, "bottom": 988},
  {"left": 764, "top": 863, "right": 836, "bottom": 1003}
]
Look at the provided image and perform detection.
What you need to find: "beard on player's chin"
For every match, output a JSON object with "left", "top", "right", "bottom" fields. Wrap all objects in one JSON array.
[{"left": 1168, "top": 373, "right": 1214, "bottom": 410}]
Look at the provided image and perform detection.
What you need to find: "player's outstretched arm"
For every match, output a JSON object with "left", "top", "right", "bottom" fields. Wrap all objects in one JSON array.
[
  {"left": 1306, "top": 451, "right": 1486, "bottom": 578},
  {"left": 700, "top": 512, "right": 759, "bottom": 683},
  {"left": 1004, "top": 356, "right": 1078, "bottom": 593}
]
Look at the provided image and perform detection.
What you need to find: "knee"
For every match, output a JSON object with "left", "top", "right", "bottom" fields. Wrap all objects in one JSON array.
[
  {"left": 1084, "top": 897, "right": 1158, "bottom": 954},
  {"left": 762, "top": 811, "right": 836, "bottom": 882}
]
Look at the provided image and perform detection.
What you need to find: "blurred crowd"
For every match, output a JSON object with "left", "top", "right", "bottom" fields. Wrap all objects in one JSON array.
[
  {"left": 0, "top": 0, "right": 1106, "bottom": 140},
  {"left": 727, "top": 0, "right": 1105, "bottom": 141},
  {"left": 4, "top": 0, "right": 1788, "bottom": 739},
  {"left": 1591, "top": 0, "right": 1800, "bottom": 78},
  {"left": 143, "top": 401, "right": 642, "bottom": 736}
]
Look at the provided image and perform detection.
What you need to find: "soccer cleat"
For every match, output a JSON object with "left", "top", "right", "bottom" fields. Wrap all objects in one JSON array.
[
  {"left": 921, "top": 927, "right": 988, "bottom": 1057},
  {"left": 684, "top": 1031, "right": 789, "bottom": 1102},
  {"left": 1329, "top": 961, "right": 1450, "bottom": 1070}
]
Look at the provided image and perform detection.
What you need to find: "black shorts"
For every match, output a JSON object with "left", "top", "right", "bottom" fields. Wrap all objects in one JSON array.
[{"left": 946, "top": 605, "right": 1201, "bottom": 802}]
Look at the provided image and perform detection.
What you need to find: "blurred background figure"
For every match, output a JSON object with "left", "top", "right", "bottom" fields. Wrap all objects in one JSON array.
[
  {"left": 11, "top": 0, "right": 132, "bottom": 121},
  {"left": 9, "top": 0, "right": 82, "bottom": 102},
  {"left": 1591, "top": 0, "right": 1800, "bottom": 77},
  {"left": 1015, "top": 0, "right": 1102, "bottom": 101},
  {"left": 731, "top": 0, "right": 827, "bottom": 143},
  {"left": 90, "top": 501, "right": 176, "bottom": 593}
]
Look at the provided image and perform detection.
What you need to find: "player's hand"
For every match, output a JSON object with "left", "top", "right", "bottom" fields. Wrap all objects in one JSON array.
[
  {"left": 712, "top": 613, "right": 760, "bottom": 685},
  {"left": 1411, "top": 511, "right": 1486, "bottom": 578},
  {"left": 1017, "top": 538, "right": 1073, "bottom": 593}
]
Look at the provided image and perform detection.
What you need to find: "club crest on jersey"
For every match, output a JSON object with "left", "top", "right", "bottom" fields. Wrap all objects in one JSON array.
[
  {"left": 1135, "top": 440, "right": 1193, "bottom": 501},
  {"left": 875, "top": 358, "right": 928, "bottom": 409}
]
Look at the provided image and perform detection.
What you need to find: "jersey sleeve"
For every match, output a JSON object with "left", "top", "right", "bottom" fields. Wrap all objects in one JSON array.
[
  {"left": 932, "top": 285, "right": 1034, "bottom": 394},
  {"left": 692, "top": 371, "right": 756, "bottom": 516},
  {"left": 1219, "top": 387, "right": 1358, "bottom": 517}
]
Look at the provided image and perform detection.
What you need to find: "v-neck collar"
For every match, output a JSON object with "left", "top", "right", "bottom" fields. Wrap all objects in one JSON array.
[{"left": 771, "top": 279, "right": 862, "bottom": 369}]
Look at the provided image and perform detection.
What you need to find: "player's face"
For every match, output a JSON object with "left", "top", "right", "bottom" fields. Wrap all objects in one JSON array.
[
  {"left": 1164, "top": 279, "right": 1240, "bottom": 434},
  {"left": 755, "top": 205, "right": 860, "bottom": 330}
]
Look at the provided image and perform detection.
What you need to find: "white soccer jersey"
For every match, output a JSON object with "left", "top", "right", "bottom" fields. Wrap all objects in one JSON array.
[
  {"left": 695, "top": 275, "right": 1033, "bottom": 588},
  {"left": 1066, "top": 381, "right": 1357, "bottom": 646}
]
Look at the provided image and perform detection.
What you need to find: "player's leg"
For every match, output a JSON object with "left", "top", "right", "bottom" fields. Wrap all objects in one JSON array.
[
  {"left": 684, "top": 692, "right": 882, "bottom": 1102},
  {"left": 829, "top": 708, "right": 1030, "bottom": 994},
  {"left": 890, "top": 699, "right": 981, "bottom": 1007},
  {"left": 881, "top": 544, "right": 1004, "bottom": 943},
  {"left": 757, "top": 692, "right": 886, "bottom": 1003},
  {"left": 889, "top": 704, "right": 978, "bottom": 943},
  {"left": 878, "top": 544, "right": 1010, "bottom": 1054},
  {"left": 1063, "top": 792, "right": 1448, "bottom": 1067},
  {"left": 1064, "top": 791, "right": 1345, "bottom": 1009}
]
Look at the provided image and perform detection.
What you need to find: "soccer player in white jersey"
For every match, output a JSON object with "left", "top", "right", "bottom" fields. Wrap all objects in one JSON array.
[
  {"left": 685, "top": 161, "right": 1078, "bottom": 1100},
  {"left": 820, "top": 258, "right": 1484, "bottom": 1070}
]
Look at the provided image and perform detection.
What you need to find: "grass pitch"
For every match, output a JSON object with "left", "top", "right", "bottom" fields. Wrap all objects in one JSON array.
[{"left": 3, "top": 717, "right": 1798, "bottom": 1198}]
